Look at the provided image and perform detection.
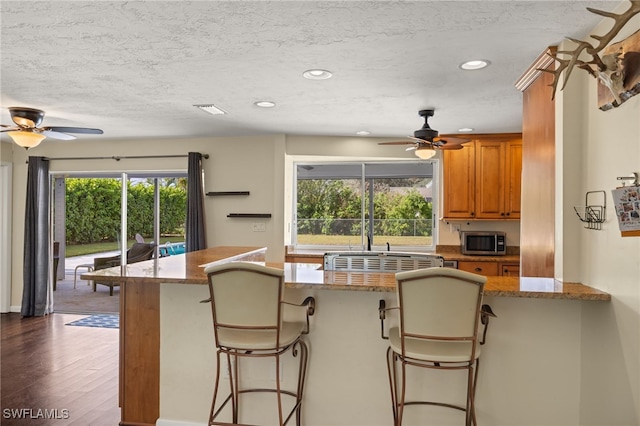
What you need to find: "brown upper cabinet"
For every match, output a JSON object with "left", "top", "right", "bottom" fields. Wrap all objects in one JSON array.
[{"left": 443, "top": 133, "right": 522, "bottom": 220}]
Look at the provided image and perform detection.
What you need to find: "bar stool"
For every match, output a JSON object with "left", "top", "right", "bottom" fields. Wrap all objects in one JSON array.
[
  {"left": 204, "top": 262, "right": 316, "bottom": 426},
  {"left": 378, "top": 268, "right": 496, "bottom": 426}
]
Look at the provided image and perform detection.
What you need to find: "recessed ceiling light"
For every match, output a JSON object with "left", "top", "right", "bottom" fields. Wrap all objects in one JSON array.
[
  {"left": 458, "top": 127, "right": 474, "bottom": 132},
  {"left": 303, "top": 69, "right": 333, "bottom": 80},
  {"left": 254, "top": 101, "right": 276, "bottom": 108},
  {"left": 356, "top": 130, "right": 371, "bottom": 136},
  {"left": 194, "top": 104, "right": 227, "bottom": 115},
  {"left": 460, "top": 60, "right": 490, "bottom": 70}
]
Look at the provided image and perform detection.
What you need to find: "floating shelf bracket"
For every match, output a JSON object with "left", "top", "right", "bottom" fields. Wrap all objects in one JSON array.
[
  {"left": 574, "top": 190, "right": 606, "bottom": 230},
  {"left": 227, "top": 213, "right": 272, "bottom": 218},
  {"left": 206, "top": 191, "right": 250, "bottom": 196}
]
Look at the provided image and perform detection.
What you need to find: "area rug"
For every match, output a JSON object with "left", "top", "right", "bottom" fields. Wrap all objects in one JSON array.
[{"left": 66, "top": 314, "right": 119, "bottom": 329}]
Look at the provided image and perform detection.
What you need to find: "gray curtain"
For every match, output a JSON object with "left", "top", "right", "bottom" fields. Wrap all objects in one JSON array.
[
  {"left": 186, "top": 152, "right": 207, "bottom": 252},
  {"left": 21, "top": 156, "right": 52, "bottom": 317}
]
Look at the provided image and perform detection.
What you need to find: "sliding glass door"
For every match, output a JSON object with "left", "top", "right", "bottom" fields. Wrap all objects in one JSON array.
[{"left": 52, "top": 172, "right": 187, "bottom": 291}]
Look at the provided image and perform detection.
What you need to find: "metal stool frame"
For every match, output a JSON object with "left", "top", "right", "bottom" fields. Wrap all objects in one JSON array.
[{"left": 210, "top": 339, "right": 309, "bottom": 426}]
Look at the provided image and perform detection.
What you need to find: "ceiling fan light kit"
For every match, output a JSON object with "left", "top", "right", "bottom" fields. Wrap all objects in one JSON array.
[
  {"left": 414, "top": 148, "right": 437, "bottom": 159},
  {"left": 8, "top": 131, "right": 46, "bottom": 149}
]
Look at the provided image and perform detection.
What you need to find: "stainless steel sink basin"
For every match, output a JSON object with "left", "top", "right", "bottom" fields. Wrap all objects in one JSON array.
[{"left": 323, "top": 251, "right": 443, "bottom": 272}]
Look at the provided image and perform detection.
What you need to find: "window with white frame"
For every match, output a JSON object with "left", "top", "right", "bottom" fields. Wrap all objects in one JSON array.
[{"left": 293, "top": 161, "right": 437, "bottom": 251}]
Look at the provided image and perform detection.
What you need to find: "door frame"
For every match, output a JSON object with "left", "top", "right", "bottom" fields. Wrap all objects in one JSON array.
[{"left": 0, "top": 162, "right": 13, "bottom": 312}]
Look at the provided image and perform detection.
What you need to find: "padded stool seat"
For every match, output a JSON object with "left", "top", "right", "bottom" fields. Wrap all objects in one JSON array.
[
  {"left": 388, "top": 326, "right": 481, "bottom": 363},
  {"left": 217, "top": 321, "right": 306, "bottom": 350}
]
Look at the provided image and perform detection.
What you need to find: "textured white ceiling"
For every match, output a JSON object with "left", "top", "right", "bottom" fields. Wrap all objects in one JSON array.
[{"left": 0, "top": 1, "right": 620, "bottom": 144}]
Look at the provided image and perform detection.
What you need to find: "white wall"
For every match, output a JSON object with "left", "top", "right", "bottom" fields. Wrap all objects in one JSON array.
[
  {"left": 576, "top": 87, "right": 640, "bottom": 426},
  {"left": 559, "top": 8, "right": 640, "bottom": 424}
]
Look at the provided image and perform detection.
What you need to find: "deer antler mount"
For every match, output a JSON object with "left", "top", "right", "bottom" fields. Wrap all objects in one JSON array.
[{"left": 543, "top": 0, "right": 640, "bottom": 110}]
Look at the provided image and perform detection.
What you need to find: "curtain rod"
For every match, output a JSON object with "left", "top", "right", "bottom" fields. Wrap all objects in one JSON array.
[{"left": 33, "top": 153, "right": 209, "bottom": 162}]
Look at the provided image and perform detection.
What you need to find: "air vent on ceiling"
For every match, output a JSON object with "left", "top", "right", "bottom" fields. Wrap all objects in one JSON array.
[{"left": 194, "top": 104, "right": 227, "bottom": 115}]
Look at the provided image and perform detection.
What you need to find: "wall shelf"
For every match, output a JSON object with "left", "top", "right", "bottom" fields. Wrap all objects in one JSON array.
[
  {"left": 206, "top": 191, "right": 250, "bottom": 196},
  {"left": 227, "top": 213, "right": 272, "bottom": 218}
]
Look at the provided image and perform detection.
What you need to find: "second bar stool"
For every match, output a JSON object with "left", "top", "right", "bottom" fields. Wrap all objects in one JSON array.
[
  {"left": 204, "top": 261, "right": 316, "bottom": 426},
  {"left": 379, "top": 267, "right": 496, "bottom": 426}
]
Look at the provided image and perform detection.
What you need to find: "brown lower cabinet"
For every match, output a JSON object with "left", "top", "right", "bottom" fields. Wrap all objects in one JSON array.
[
  {"left": 458, "top": 261, "right": 520, "bottom": 277},
  {"left": 457, "top": 261, "right": 499, "bottom": 276},
  {"left": 499, "top": 262, "right": 521, "bottom": 277}
]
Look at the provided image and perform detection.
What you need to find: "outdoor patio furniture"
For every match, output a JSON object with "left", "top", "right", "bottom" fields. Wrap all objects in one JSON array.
[
  {"left": 74, "top": 263, "right": 94, "bottom": 289},
  {"left": 93, "top": 242, "right": 156, "bottom": 296}
]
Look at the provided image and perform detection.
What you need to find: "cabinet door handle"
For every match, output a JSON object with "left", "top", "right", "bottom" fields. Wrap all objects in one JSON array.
[
  {"left": 506, "top": 212, "right": 510, "bottom": 216},
  {"left": 474, "top": 267, "right": 482, "bottom": 272}
]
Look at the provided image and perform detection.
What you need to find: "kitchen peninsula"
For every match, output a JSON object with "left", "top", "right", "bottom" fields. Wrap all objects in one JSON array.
[{"left": 84, "top": 246, "right": 610, "bottom": 426}]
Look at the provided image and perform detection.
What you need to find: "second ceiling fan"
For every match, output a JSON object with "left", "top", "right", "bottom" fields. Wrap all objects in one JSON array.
[{"left": 379, "top": 109, "right": 470, "bottom": 159}]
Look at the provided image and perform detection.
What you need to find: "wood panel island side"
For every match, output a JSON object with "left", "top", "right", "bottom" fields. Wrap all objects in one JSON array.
[{"left": 83, "top": 246, "right": 610, "bottom": 426}]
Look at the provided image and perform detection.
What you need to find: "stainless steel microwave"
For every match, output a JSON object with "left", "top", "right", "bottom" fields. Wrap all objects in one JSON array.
[{"left": 461, "top": 231, "right": 507, "bottom": 256}]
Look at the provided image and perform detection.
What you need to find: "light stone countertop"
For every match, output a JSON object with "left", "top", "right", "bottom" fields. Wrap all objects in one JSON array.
[{"left": 83, "top": 246, "right": 611, "bottom": 301}]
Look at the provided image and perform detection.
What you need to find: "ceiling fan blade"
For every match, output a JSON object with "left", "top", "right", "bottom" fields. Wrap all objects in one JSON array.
[
  {"left": 433, "top": 136, "right": 471, "bottom": 145},
  {"left": 379, "top": 141, "right": 416, "bottom": 146},
  {"left": 41, "top": 130, "right": 77, "bottom": 140},
  {"left": 435, "top": 144, "right": 464, "bottom": 150},
  {"left": 0, "top": 126, "right": 20, "bottom": 132},
  {"left": 43, "top": 126, "right": 103, "bottom": 135},
  {"left": 408, "top": 136, "right": 430, "bottom": 143}
]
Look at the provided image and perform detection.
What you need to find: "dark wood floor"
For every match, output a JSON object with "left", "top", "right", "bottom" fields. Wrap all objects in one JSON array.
[{"left": 1, "top": 312, "right": 120, "bottom": 425}]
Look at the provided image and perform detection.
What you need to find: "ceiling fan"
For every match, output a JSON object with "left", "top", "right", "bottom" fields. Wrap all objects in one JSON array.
[
  {"left": 1, "top": 106, "right": 103, "bottom": 149},
  {"left": 379, "top": 109, "right": 470, "bottom": 159}
]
